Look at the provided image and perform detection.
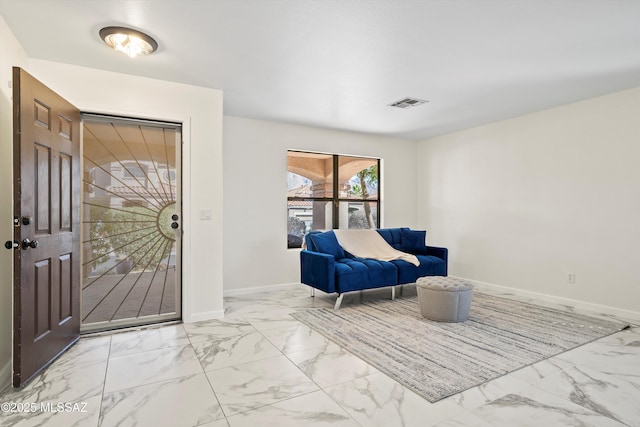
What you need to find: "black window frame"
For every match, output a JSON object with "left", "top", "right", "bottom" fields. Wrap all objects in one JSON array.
[{"left": 287, "top": 150, "right": 381, "bottom": 248}]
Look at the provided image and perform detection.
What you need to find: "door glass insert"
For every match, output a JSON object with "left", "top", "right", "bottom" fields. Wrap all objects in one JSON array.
[{"left": 81, "top": 115, "right": 181, "bottom": 331}]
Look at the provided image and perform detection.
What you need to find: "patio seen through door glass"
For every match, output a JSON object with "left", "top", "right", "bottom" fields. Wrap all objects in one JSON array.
[{"left": 81, "top": 115, "right": 181, "bottom": 331}]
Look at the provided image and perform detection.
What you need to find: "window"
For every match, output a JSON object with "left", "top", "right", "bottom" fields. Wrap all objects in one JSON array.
[
  {"left": 122, "top": 163, "right": 147, "bottom": 179},
  {"left": 287, "top": 150, "right": 380, "bottom": 248}
]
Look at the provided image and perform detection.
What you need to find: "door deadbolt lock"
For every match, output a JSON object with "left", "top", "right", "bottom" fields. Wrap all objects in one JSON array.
[
  {"left": 4, "top": 240, "right": 19, "bottom": 250},
  {"left": 171, "top": 214, "right": 179, "bottom": 221},
  {"left": 21, "top": 238, "right": 38, "bottom": 250},
  {"left": 22, "top": 216, "right": 32, "bottom": 226},
  {"left": 170, "top": 222, "right": 179, "bottom": 229}
]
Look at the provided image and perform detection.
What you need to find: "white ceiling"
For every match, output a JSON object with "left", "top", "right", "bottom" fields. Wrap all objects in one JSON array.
[{"left": 2, "top": 0, "right": 639, "bottom": 140}]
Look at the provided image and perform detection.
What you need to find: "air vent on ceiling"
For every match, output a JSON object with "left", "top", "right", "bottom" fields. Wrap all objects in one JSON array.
[{"left": 388, "top": 97, "right": 428, "bottom": 109}]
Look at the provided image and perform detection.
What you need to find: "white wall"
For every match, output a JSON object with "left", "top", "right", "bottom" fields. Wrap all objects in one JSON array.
[
  {"left": 0, "top": 15, "right": 224, "bottom": 389},
  {"left": 24, "top": 59, "right": 225, "bottom": 323},
  {"left": 0, "top": 13, "right": 29, "bottom": 391},
  {"left": 223, "top": 116, "right": 417, "bottom": 292},
  {"left": 417, "top": 87, "right": 640, "bottom": 316}
]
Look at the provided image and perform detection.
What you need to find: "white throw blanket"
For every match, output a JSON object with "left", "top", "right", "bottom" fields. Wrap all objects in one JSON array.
[{"left": 333, "top": 229, "right": 420, "bottom": 266}]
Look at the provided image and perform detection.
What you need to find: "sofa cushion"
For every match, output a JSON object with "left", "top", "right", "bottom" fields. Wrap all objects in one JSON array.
[
  {"left": 376, "top": 228, "right": 403, "bottom": 250},
  {"left": 335, "top": 258, "right": 397, "bottom": 293},
  {"left": 309, "top": 231, "right": 345, "bottom": 259},
  {"left": 401, "top": 228, "right": 427, "bottom": 253},
  {"left": 392, "top": 255, "right": 447, "bottom": 284},
  {"left": 415, "top": 255, "right": 447, "bottom": 276}
]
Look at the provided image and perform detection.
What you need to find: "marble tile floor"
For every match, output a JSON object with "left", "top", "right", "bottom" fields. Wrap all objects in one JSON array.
[{"left": 1, "top": 285, "right": 638, "bottom": 427}]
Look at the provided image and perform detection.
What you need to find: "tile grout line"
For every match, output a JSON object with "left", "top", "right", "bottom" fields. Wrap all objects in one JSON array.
[
  {"left": 251, "top": 304, "right": 366, "bottom": 426},
  {"left": 182, "top": 322, "right": 231, "bottom": 425},
  {"left": 96, "top": 334, "right": 113, "bottom": 427}
]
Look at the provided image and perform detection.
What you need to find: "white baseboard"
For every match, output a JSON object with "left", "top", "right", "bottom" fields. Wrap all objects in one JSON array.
[
  {"left": 451, "top": 275, "right": 640, "bottom": 323},
  {"left": 183, "top": 309, "right": 225, "bottom": 324},
  {"left": 222, "top": 278, "right": 640, "bottom": 324},
  {"left": 223, "top": 282, "right": 303, "bottom": 297},
  {"left": 0, "top": 359, "right": 11, "bottom": 393}
]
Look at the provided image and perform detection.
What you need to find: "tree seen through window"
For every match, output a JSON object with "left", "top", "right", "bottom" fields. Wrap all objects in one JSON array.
[{"left": 287, "top": 151, "right": 380, "bottom": 248}]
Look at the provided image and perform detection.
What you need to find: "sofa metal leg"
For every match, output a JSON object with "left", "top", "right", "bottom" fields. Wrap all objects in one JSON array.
[
  {"left": 391, "top": 286, "right": 396, "bottom": 300},
  {"left": 310, "top": 287, "right": 315, "bottom": 297},
  {"left": 334, "top": 294, "right": 344, "bottom": 310}
]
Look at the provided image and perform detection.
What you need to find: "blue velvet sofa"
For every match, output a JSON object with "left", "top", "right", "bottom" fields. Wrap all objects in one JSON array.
[{"left": 300, "top": 228, "right": 447, "bottom": 308}]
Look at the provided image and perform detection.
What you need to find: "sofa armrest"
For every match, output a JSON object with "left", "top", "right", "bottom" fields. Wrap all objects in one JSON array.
[
  {"left": 425, "top": 245, "right": 447, "bottom": 258},
  {"left": 300, "top": 250, "right": 336, "bottom": 294},
  {"left": 425, "top": 246, "right": 448, "bottom": 275},
  {"left": 411, "top": 245, "right": 446, "bottom": 257},
  {"left": 412, "top": 245, "right": 448, "bottom": 273}
]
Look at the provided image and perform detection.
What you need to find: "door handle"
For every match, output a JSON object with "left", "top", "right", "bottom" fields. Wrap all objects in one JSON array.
[
  {"left": 4, "top": 240, "right": 19, "bottom": 250},
  {"left": 21, "top": 238, "right": 39, "bottom": 250}
]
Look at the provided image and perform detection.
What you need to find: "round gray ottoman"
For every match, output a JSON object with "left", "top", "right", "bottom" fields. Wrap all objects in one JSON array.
[{"left": 416, "top": 277, "right": 474, "bottom": 322}]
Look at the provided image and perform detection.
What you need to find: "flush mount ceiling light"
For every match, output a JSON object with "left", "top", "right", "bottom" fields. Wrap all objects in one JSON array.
[{"left": 99, "top": 26, "right": 158, "bottom": 58}]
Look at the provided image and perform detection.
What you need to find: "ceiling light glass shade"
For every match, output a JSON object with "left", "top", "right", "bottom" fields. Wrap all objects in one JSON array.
[{"left": 99, "top": 26, "right": 158, "bottom": 58}]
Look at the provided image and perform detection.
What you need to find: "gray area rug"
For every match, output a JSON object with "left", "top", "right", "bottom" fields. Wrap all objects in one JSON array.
[{"left": 291, "top": 290, "right": 629, "bottom": 402}]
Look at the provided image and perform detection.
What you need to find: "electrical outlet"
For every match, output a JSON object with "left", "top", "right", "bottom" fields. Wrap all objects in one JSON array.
[{"left": 567, "top": 273, "right": 576, "bottom": 284}]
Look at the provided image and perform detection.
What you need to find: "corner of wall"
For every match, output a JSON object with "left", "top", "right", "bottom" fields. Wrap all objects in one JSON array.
[
  {"left": 416, "top": 88, "right": 640, "bottom": 314},
  {"left": 0, "top": 11, "right": 30, "bottom": 396}
]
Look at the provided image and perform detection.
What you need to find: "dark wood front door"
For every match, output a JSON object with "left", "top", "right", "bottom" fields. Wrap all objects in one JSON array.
[{"left": 12, "top": 67, "right": 81, "bottom": 387}]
